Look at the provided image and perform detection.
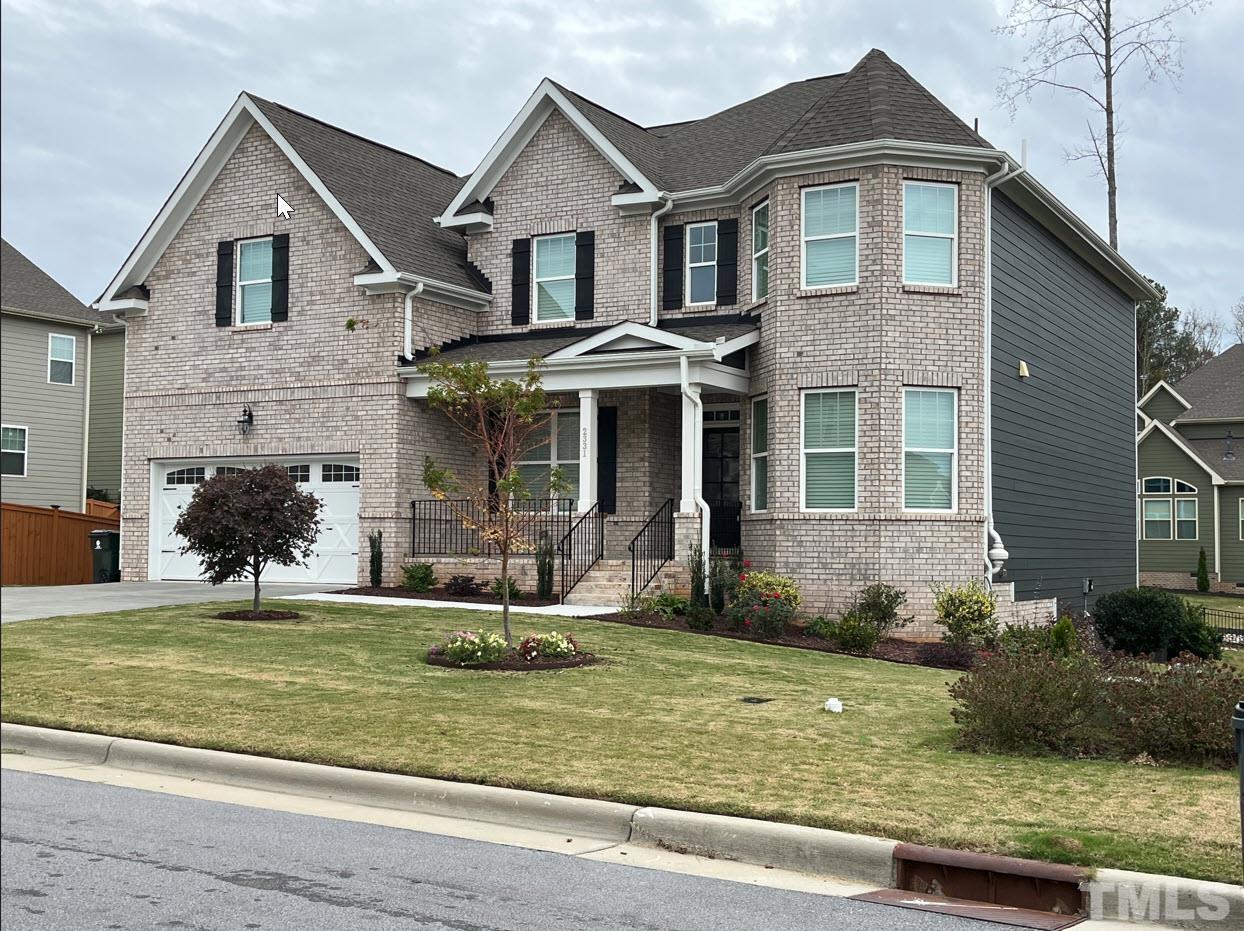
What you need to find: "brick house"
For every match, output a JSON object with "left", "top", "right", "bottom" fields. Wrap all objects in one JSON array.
[{"left": 96, "top": 49, "right": 1153, "bottom": 628}]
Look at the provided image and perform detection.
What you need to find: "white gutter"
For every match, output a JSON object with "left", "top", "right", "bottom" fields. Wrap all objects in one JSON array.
[
  {"left": 649, "top": 195, "right": 674, "bottom": 326},
  {"left": 403, "top": 282, "right": 425, "bottom": 360},
  {"left": 679, "top": 354, "right": 711, "bottom": 581}
]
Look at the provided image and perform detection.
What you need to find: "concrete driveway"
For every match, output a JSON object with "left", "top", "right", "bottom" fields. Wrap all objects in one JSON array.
[{"left": 0, "top": 581, "right": 338, "bottom": 623}]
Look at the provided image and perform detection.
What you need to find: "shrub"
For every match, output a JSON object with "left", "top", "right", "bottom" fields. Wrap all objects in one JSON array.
[
  {"left": 998, "top": 615, "right": 1079, "bottom": 658},
  {"left": 435, "top": 630, "right": 509, "bottom": 665},
  {"left": 535, "top": 533, "right": 555, "bottom": 600},
  {"left": 933, "top": 580, "right": 999, "bottom": 650},
  {"left": 805, "top": 615, "right": 837, "bottom": 640},
  {"left": 725, "top": 592, "right": 795, "bottom": 639},
  {"left": 444, "top": 574, "right": 484, "bottom": 596},
  {"left": 367, "top": 530, "right": 384, "bottom": 587},
  {"left": 490, "top": 575, "right": 522, "bottom": 601},
  {"left": 518, "top": 631, "right": 579, "bottom": 660},
  {"left": 1092, "top": 587, "right": 1221, "bottom": 659},
  {"left": 830, "top": 608, "right": 885, "bottom": 653},
  {"left": 685, "top": 605, "right": 717, "bottom": 631},
  {"left": 402, "top": 562, "right": 437, "bottom": 593},
  {"left": 1196, "top": 547, "right": 1210, "bottom": 593},
  {"left": 709, "top": 556, "right": 730, "bottom": 614},
  {"left": 689, "top": 544, "right": 707, "bottom": 608},
  {"left": 649, "top": 591, "right": 689, "bottom": 620},
  {"left": 735, "top": 570, "right": 801, "bottom": 610}
]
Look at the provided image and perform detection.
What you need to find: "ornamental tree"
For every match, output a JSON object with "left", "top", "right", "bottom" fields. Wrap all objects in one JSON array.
[
  {"left": 419, "top": 356, "right": 567, "bottom": 646},
  {"left": 174, "top": 464, "right": 323, "bottom": 613}
]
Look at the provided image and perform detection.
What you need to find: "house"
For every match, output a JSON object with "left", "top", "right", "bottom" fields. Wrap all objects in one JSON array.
[
  {"left": 2, "top": 238, "right": 125, "bottom": 509},
  {"left": 1137, "top": 345, "right": 1244, "bottom": 591},
  {"left": 94, "top": 49, "right": 1153, "bottom": 627}
]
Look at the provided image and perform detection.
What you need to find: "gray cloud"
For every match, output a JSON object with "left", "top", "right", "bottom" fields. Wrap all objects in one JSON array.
[{"left": 2, "top": 0, "right": 1239, "bottom": 335}]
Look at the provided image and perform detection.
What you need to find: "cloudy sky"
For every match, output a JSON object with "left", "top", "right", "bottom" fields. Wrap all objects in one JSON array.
[{"left": 2, "top": 0, "right": 1240, "bottom": 337}]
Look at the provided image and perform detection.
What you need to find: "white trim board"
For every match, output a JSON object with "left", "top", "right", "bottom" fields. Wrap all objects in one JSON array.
[
  {"left": 1137, "top": 379, "right": 1192, "bottom": 412},
  {"left": 1137, "top": 418, "right": 1226, "bottom": 485}
]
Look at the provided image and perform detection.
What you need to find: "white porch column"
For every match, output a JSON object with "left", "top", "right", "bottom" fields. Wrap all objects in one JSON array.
[
  {"left": 577, "top": 389, "right": 599, "bottom": 513},
  {"left": 680, "top": 383, "right": 702, "bottom": 513}
]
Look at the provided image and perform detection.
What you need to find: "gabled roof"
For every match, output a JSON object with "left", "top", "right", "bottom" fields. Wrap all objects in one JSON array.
[
  {"left": 1138, "top": 418, "right": 1226, "bottom": 485},
  {"left": 1170, "top": 343, "right": 1244, "bottom": 423},
  {"left": 2, "top": 238, "right": 112, "bottom": 328},
  {"left": 1137, "top": 379, "right": 1192, "bottom": 414}
]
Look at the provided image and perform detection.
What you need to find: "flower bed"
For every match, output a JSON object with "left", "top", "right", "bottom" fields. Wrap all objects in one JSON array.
[
  {"left": 426, "top": 629, "right": 596, "bottom": 672},
  {"left": 215, "top": 609, "right": 301, "bottom": 621}
]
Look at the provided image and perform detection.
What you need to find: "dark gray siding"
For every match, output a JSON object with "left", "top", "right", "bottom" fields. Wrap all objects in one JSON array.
[
  {"left": 87, "top": 330, "right": 125, "bottom": 502},
  {"left": 991, "top": 192, "right": 1137, "bottom": 605}
]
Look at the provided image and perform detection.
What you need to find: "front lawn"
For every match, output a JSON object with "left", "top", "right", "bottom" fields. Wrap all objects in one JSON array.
[{"left": 1, "top": 601, "right": 1237, "bottom": 882}]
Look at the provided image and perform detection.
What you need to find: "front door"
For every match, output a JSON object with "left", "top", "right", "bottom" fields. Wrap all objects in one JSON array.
[{"left": 703, "top": 424, "right": 741, "bottom": 550}]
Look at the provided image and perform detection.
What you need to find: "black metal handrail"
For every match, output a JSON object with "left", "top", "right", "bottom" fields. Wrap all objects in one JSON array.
[
  {"left": 410, "top": 498, "right": 574, "bottom": 556},
  {"left": 558, "top": 503, "right": 604, "bottom": 602},
  {"left": 629, "top": 498, "right": 675, "bottom": 599}
]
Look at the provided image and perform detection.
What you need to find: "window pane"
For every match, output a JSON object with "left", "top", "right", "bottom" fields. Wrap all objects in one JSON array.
[
  {"left": 803, "top": 186, "right": 856, "bottom": 237},
  {"left": 753, "top": 456, "right": 768, "bottom": 510},
  {"left": 754, "top": 252, "right": 769, "bottom": 298},
  {"left": 50, "top": 335, "right": 75, "bottom": 361},
  {"left": 752, "top": 398, "right": 768, "bottom": 455},
  {"left": 49, "top": 359, "right": 74, "bottom": 384},
  {"left": 804, "top": 236, "right": 856, "bottom": 286},
  {"left": 525, "top": 420, "right": 551, "bottom": 460},
  {"left": 904, "top": 183, "right": 955, "bottom": 234},
  {"left": 2, "top": 426, "right": 26, "bottom": 452},
  {"left": 1176, "top": 499, "right": 1197, "bottom": 539},
  {"left": 238, "top": 239, "right": 273, "bottom": 281},
  {"left": 1, "top": 451, "right": 23, "bottom": 475},
  {"left": 556, "top": 413, "right": 579, "bottom": 462},
  {"left": 1143, "top": 499, "right": 1171, "bottom": 539},
  {"left": 904, "top": 235, "right": 954, "bottom": 284},
  {"left": 536, "top": 279, "right": 575, "bottom": 320},
  {"left": 1142, "top": 477, "right": 1171, "bottom": 494},
  {"left": 560, "top": 462, "right": 580, "bottom": 501},
  {"left": 805, "top": 451, "right": 854, "bottom": 509},
  {"left": 904, "top": 389, "right": 955, "bottom": 449},
  {"left": 535, "top": 235, "right": 575, "bottom": 279},
  {"left": 804, "top": 391, "right": 855, "bottom": 449},
  {"left": 753, "top": 205, "right": 769, "bottom": 253},
  {"left": 1144, "top": 520, "right": 1172, "bottom": 540},
  {"left": 241, "top": 282, "right": 272, "bottom": 323},
  {"left": 516, "top": 463, "right": 550, "bottom": 498},
  {"left": 689, "top": 264, "right": 715, "bottom": 303},
  {"left": 1175, "top": 480, "right": 1197, "bottom": 493},
  {"left": 905, "top": 451, "right": 953, "bottom": 509}
]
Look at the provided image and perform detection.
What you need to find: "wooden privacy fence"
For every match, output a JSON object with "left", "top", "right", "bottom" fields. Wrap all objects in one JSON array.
[
  {"left": 85, "top": 498, "right": 120, "bottom": 520},
  {"left": 1, "top": 503, "right": 121, "bottom": 586}
]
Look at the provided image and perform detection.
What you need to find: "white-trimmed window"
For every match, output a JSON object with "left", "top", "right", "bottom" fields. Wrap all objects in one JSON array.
[
  {"left": 236, "top": 237, "right": 274, "bottom": 324},
  {"left": 903, "top": 388, "right": 958, "bottom": 511},
  {"left": 515, "top": 411, "right": 579, "bottom": 504},
  {"left": 751, "top": 202, "right": 769, "bottom": 301},
  {"left": 1175, "top": 498, "right": 1198, "bottom": 540},
  {"left": 287, "top": 464, "right": 310, "bottom": 483},
  {"left": 903, "top": 182, "right": 958, "bottom": 286},
  {"left": 1, "top": 425, "right": 28, "bottom": 477},
  {"left": 751, "top": 396, "right": 768, "bottom": 512},
  {"left": 48, "top": 334, "right": 75, "bottom": 385},
  {"left": 1175, "top": 480, "right": 1197, "bottom": 494},
  {"left": 686, "top": 221, "right": 718, "bottom": 305},
  {"left": 533, "top": 233, "right": 576, "bottom": 322},
  {"left": 801, "top": 183, "right": 858, "bottom": 288},
  {"left": 1142, "top": 499, "right": 1172, "bottom": 540},
  {"left": 1142, "top": 476, "right": 1172, "bottom": 494},
  {"left": 215, "top": 466, "right": 245, "bottom": 477},
  {"left": 322, "top": 463, "right": 360, "bottom": 483},
  {"left": 166, "top": 467, "right": 205, "bottom": 486},
  {"left": 801, "top": 389, "right": 856, "bottom": 511}
]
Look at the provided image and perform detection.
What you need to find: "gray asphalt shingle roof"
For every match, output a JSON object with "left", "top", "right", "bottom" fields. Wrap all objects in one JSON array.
[
  {"left": 1173, "top": 343, "right": 1244, "bottom": 423},
  {"left": 1185, "top": 437, "right": 1244, "bottom": 482},
  {"left": 2, "top": 238, "right": 109, "bottom": 327}
]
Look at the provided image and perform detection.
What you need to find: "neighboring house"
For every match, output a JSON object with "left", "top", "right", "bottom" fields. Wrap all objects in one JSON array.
[
  {"left": 94, "top": 49, "right": 1153, "bottom": 627},
  {"left": 1136, "top": 345, "right": 1244, "bottom": 592},
  {"left": 2, "top": 238, "right": 125, "bottom": 510}
]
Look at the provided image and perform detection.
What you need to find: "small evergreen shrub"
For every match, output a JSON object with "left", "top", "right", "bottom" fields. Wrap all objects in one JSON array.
[
  {"left": 709, "top": 555, "right": 731, "bottom": 614},
  {"left": 444, "top": 574, "right": 484, "bottom": 596},
  {"left": 1196, "top": 547, "right": 1210, "bottom": 592},
  {"left": 402, "top": 562, "right": 437, "bottom": 593},
  {"left": 689, "top": 544, "right": 707, "bottom": 608},
  {"left": 725, "top": 593, "right": 794, "bottom": 639},
  {"left": 998, "top": 615, "right": 1079, "bottom": 657},
  {"left": 1092, "top": 587, "right": 1221, "bottom": 659},
  {"left": 649, "top": 591, "right": 689, "bottom": 620},
  {"left": 805, "top": 615, "right": 837, "bottom": 640},
  {"left": 435, "top": 630, "right": 509, "bottom": 665},
  {"left": 367, "top": 530, "right": 384, "bottom": 587},
  {"left": 685, "top": 605, "right": 717, "bottom": 631},
  {"left": 829, "top": 607, "right": 885, "bottom": 653},
  {"left": 535, "top": 533, "right": 555, "bottom": 600},
  {"left": 933, "top": 580, "right": 999, "bottom": 650},
  {"left": 735, "top": 570, "right": 801, "bottom": 610},
  {"left": 490, "top": 575, "right": 522, "bottom": 601}
]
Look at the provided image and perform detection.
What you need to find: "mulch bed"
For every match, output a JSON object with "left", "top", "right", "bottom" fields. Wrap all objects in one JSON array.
[
  {"left": 593, "top": 611, "right": 972, "bottom": 670},
  {"left": 333, "top": 586, "right": 561, "bottom": 608},
  {"left": 425, "top": 651, "right": 599, "bottom": 672},
  {"left": 215, "top": 609, "right": 302, "bottom": 621}
]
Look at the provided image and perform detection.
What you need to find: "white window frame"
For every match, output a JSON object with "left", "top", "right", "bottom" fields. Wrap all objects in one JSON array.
[
  {"left": 801, "top": 182, "right": 859, "bottom": 289},
  {"left": 751, "top": 201, "right": 769, "bottom": 302},
  {"left": 1141, "top": 498, "right": 1173, "bottom": 541},
  {"left": 1174, "top": 498, "right": 1198, "bottom": 541},
  {"left": 514, "top": 410, "right": 579, "bottom": 507},
  {"left": 531, "top": 232, "right": 577, "bottom": 324},
  {"left": 1, "top": 424, "right": 29, "bottom": 478},
  {"left": 1142, "top": 476, "right": 1172, "bottom": 494},
  {"left": 1175, "top": 479, "right": 1197, "bottom": 494},
  {"left": 47, "top": 333, "right": 76, "bottom": 386},
  {"left": 1239, "top": 495, "right": 1243, "bottom": 541},
  {"left": 800, "top": 388, "right": 857, "bottom": 513},
  {"left": 685, "top": 221, "right": 718, "bottom": 307},
  {"left": 235, "top": 236, "right": 274, "bottom": 326},
  {"left": 902, "top": 387, "right": 959, "bottom": 513},
  {"left": 750, "top": 395, "right": 768, "bottom": 513},
  {"left": 902, "top": 181, "right": 958, "bottom": 287}
]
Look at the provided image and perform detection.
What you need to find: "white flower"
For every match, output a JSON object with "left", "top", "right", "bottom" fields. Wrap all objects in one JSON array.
[{"left": 824, "top": 697, "right": 843, "bottom": 713}]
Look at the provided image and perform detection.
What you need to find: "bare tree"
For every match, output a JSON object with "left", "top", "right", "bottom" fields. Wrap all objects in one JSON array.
[
  {"left": 1232, "top": 296, "right": 1244, "bottom": 345},
  {"left": 1179, "top": 305, "right": 1225, "bottom": 360},
  {"left": 997, "top": 0, "right": 1208, "bottom": 249}
]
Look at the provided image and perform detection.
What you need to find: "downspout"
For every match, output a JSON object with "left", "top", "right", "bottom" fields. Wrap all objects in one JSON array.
[
  {"left": 649, "top": 195, "right": 674, "bottom": 326},
  {"left": 81, "top": 328, "right": 94, "bottom": 511},
  {"left": 679, "top": 354, "right": 711, "bottom": 580},
  {"left": 403, "top": 282, "right": 425, "bottom": 360},
  {"left": 983, "top": 155, "right": 1025, "bottom": 581}
]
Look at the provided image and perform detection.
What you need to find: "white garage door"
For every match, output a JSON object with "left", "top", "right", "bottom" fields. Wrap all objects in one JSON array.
[{"left": 153, "top": 457, "right": 360, "bottom": 584}]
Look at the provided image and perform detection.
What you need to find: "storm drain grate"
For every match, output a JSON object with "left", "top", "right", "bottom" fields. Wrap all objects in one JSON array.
[{"left": 850, "top": 889, "right": 1084, "bottom": 929}]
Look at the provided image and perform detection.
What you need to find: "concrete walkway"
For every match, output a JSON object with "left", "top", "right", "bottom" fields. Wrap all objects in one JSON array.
[
  {"left": 0, "top": 581, "right": 337, "bottom": 624},
  {"left": 277, "top": 590, "right": 616, "bottom": 616}
]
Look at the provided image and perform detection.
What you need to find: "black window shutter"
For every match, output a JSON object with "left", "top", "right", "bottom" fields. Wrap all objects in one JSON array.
[
  {"left": 662, "top": 224, "right": 684, "bottom": 311},
  {"left": 511, "top": 238, "right": 531, "bottom": 326},
  {"left": 574, "top": 230, "right": 595, "bottom": 320},
  {"left": 597, "top": 406, "right": 617, "bottom": 514},
  {"left": 716, "top": 218, "right": 738, "bottom": 306},
  {"left": 214, "top": 240, "right": 234, "bottom": 327},
  {"left": 270, "top": 234, "right": 290, "bottom": 322}
]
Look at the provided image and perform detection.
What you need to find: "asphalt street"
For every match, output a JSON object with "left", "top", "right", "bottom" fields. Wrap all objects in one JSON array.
[{"left": 1, "top": 769, "right": 993, "bottom": 931}]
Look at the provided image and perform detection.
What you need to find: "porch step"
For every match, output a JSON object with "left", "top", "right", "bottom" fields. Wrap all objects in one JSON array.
[{"left": 562, "top": 560, "right": 688, "bottom": 607}]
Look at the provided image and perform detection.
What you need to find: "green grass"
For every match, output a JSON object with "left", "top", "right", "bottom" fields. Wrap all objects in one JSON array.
[
  {"left": 1177, "top": 591, "right": 1244, "bottom": 614},
  {"left": 2, "top": 601, "right": 1238, "bottom": 882}
]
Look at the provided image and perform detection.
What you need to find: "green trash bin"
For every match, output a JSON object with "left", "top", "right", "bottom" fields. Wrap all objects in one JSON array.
[{"left": 89, "top": 529, "right": 120, "bottom": 583}]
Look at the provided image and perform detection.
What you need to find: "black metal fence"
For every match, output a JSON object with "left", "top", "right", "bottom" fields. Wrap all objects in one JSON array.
[
  {"left": 410, "top": 498, "right": 574, "bottom": 557},
  {"left": 1203, "top": 608, "right": 1244, "bottom": 649},
  {"left": 558, "top": 504, "right": 604, "bottom": 602},
  {"left": 629, "top": 498, "right": 675, "bottom": 599}
]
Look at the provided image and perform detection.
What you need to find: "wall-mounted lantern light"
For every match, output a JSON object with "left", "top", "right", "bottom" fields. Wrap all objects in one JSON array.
[
  {"left": 1226, "top": 429, "right": 1237, "bottom": 463},
  {"left": 1017, "top": 360, "right": 1031, "bottom": 379},
  {"left": 237, "top": 405, "right": 254, "bottom": 436}
]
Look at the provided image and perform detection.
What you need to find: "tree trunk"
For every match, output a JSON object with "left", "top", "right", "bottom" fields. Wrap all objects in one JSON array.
[
  {"left": 253, "top": 556, "right": 262, "bottom": 614},
  {"left": 1104, "top": 1, "right": 1118, "bottom": 250},
  {"left": 500, "top": 546, "right": 512, "bottom": 646}
]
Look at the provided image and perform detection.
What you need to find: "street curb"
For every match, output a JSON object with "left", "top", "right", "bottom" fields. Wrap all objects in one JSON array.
[
  {"left": 1086, "top": 868, "right": 1244, "bottom": 931},
  {"left": 0, "top": 724, "right": 113, "bottom": 765}
]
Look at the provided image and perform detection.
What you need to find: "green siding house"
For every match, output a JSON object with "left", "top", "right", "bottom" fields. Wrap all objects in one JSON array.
[{"left": 1136, "top": 344, "right": 1244, "bottom": 591}]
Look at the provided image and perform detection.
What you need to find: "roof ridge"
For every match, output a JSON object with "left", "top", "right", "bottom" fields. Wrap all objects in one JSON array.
[
  {"left": 245, "top": 93, "right": 463, "bottom": 180},
  {"left": 873, "top": 53, "right": 990, "bottom": 147},
  {"left": 549, "top": 81, "right": 659, "bottom": 137}
]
